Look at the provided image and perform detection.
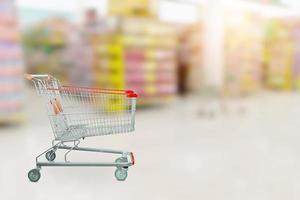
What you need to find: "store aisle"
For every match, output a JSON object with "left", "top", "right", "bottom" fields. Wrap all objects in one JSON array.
[{"left": 1, "top": 91, "right": 300, "bottom": 200}]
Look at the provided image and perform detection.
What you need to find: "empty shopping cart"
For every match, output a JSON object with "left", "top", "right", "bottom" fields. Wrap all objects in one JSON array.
[{"left": 25, "top": 74, "right": 137, "bottom": 182}]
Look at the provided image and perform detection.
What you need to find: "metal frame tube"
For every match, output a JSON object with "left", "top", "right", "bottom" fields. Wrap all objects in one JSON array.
[
  {"left": 58, "top": 145, "right": 125, "bottom": 154},
  {"left": 35, "top": 144, "right": 134, "bottom": 169},
  {"left": 37, "top": 162, "right": 132, "bottom": 167}
]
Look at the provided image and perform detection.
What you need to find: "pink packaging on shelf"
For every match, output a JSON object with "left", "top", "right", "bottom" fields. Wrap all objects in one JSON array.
[
  {"left": 125, "top": 50, "right": 145, "bottom": 61},
  {"left": 0, "top": 67, "right": 22, "bottom": 76},
  {"left": 125, "top": 61, "right": 144, "bottom": 71},
  {"left": 125, "top": 73, "right": 145, "bottom": 83},
  {"left": 0, "top": 85, "right": 21, "bottom": 93},
  {"left": 158, "top": 84, "right": 177, "bottom": 94}
]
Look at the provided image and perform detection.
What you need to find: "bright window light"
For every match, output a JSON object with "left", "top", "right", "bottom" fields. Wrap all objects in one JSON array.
[{"left": 158, "top": 0, "right": 201, "bottom": 23}]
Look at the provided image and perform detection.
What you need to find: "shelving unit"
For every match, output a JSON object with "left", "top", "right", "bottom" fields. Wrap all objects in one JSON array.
[
  {"left": 91, "top": 17, "right": 178, "bottom": 106},
  {"left": 263, "top": 18, "right": 294, "bottom": 90},
  {"left": 224, "top": 10, "right": 264, "bottom": 96},
  {"left": 290, "top": 19, "right": 300, "bottom": 89},
  {"left": 22, "top": 18, "right": 71, "bottom": 82},
  {"left": 121, "top": 17, "right": 177, "bottom": 104},
  {"left": 0, "top": 0, "right": 24, "bottom": 124}
]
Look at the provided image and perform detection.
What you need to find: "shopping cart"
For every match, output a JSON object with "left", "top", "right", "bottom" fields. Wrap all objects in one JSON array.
[{"left": 25, "top": 74, "right": 137, "bottom": 182}]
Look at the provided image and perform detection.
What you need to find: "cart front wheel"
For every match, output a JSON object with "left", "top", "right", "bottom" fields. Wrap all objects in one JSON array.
[
  {"left": 28, "top": 169, "right": 41, "bottom": 182},
  {"left": 115, "top": 168, "right": 128, "bottom": 181},
  {"left": 45, "top": 150, "right": 56, "bottom": 161}
]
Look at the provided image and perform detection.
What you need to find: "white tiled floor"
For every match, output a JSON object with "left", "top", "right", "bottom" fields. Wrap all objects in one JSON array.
[{"left": 1, "top": 91, "right": 300, "bottom": 200}]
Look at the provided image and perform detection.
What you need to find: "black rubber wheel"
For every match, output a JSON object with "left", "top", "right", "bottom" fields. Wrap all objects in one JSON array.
[
  {"left": 28, "top": 168, "right": 41, "bottom": 182},
  {"left": 115, "top": 168, "right": 128, "bottom": 181},
  {"left": 45, "top": 150, "right": 56, "bottom": 161}
]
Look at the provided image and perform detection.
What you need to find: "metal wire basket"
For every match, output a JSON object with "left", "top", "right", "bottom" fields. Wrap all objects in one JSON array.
[{"left": 27, "top": 74, "right": 137, "bottom": 141}]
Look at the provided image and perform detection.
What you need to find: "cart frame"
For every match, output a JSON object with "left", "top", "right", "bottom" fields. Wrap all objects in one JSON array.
[{"left": 25, "top": 74, "right": 137, "bottom": 182}]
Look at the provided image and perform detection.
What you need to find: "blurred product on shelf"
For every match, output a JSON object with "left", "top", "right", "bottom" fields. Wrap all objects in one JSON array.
[
  {"left": 21, "top": 6, "right": 178, "bottom": 106},
  {"left": 0, "top": 0, "right": 24, "bottom": 124},
  {"left": 22, "top": 17, "right": 73, "bottom": 82},
  {"left": 109, "top": 0, "right": 157, "bottom": 18},
  {"left": 120, "top": 17, "right": 177, "bottom": 105},
  {"left": 224, "top": 11, "right": 264, "bottom": 96},
  {"left": 85, "top": 14, "right": 178, "bottom": 106},
  {"left": 19, "top": 1, "right": 300, "bottom": 107},
  {"left": 290, "top": 19, "right": 300, "bottom": 89},
  {"left": 263, "top": 18, "right": 293, "bottom": 90},
  {"left": 177, "top": 24, "right": 203, "bottom": 95}
]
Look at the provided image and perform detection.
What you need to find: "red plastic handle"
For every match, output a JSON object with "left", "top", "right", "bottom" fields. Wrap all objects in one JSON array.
[
  {"left": 130, "top": 152, "right": 135, "bottom": 165},
  {"left": 48, "top": 86, "right": 138, "bottom": 98}
]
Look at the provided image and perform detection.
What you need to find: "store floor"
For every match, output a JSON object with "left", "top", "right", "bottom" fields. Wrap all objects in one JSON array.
[{"left": 1, "top": 90, "right": 300, "bottom": 200}]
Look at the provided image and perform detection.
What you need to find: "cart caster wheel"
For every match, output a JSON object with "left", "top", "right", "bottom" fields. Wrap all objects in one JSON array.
[
  {"left": 115, "top": 157, "right": 128, "bottom": 169},
  {"left": 115, "top": 168, "right": 128, "bottom": 181},
  {"left": 28, "top": 168, "right": 41, "bottom": 182},
  {"left": 45, "top": 150, "right": 56, "bottom": 161}
]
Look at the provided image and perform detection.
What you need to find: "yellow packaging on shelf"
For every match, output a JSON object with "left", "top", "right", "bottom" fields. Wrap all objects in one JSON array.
[
  {"left": 109, "top": 0, "right": 156, "bottom": 17},
  {"left": 105, "top": 96, "right": 125, "bottom": 112},
  {"left": 95, "top": 45, "right": 109, "bottom": 54},
  {"left": 146, "top": 36, "right": 155, "bottom": 46},
  {"left": 145, "top": 49, "right": 155, "bottom": 59},
  {"left": 95, "top": 79, "right": 109, "bottom": 86},
  {"left": 108, "top": 44, "right": 123, "bottom": 55},
  {"left": 122, "top": 35, "right": 135, "bottom": 45},
  {"left": 145, "top": 73, "right": 156, "bottom": 82},
  {"left": 96, "top": 71, "right": 124, "bottom": 82},
  {"left": 145, "top": 85, "right": 157, "bottom": 95},
  {"left": 144, "top": 61, "right": 156, "bottom": 71},
  {"left": 111, "top": 82, "right": 125, "bottom": 89},
  {"left": 95, "top": 59, "right": 110, "bottom": 69},
  {"left": 265, "top": 42, "right": 293, "bottom": 90},
  {"left": 109, "top": 73, "right": 124, "bottom": 83},
  {"left": 294, "top": 78, "right": 300, "bottom": 88},
  {"left": 263, "top": 20, "right": 294, "bottom": 90},
  {"left": 240, "top": 73, "right": 256, "bottom": 94},
  {"left": 0, "top": 114, "right": 24, "bottom": 124},
  {"left": 109, "top": 59, "right": 123, "bottom": 70}
]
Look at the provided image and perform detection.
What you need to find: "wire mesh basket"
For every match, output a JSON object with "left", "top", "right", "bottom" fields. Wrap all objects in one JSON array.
[{"left": 28, "top": 74, "right": 138, "bottom": 141}]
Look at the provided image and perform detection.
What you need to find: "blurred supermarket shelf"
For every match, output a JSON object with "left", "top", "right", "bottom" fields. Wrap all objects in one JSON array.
[
  {"left": 0, "top": 0, "right": 24, "bottom": 125},
  {"left": 1, "top": 0, "right": 300, "bottom": 123}
]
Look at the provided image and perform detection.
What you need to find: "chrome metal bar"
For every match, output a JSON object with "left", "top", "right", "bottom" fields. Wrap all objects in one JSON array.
[
  {"left": 37, "top": 162, "right": 132, "bottom": 167},
  {"left": 58, "top": 146, "right": 124, "bottom": 154},
  {"left": 64, "top": 140, "right": 80, "bottom": 162}
]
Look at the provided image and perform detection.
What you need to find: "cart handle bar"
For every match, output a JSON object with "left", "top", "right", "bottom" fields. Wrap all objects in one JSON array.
[
  {"left": 24, "top": 74, "right": 138, "bottom": 98},
  {"left": 24, "top": 74, "right": 51, "bottom": 80},
  {"left": 48, "top": 86, "right": 138, "bottom": 98}
]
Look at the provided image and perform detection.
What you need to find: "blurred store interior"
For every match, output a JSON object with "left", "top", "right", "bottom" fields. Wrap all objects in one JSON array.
[{"left": 2, "top": 0, "right": 300, "bottom": 199}]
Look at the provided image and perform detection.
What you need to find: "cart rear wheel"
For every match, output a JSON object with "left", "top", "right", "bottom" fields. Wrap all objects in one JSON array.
[
  {"left": 45, "top": 150, "right": 56, "bottom": 161},
  {"left": 28, "top": 169, "right": 41, "bottom": 182},
  {"left": 115, "top": 168, "right": 128, "bottom": 181}
]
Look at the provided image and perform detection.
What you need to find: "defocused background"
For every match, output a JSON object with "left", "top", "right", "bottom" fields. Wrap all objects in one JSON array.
[{"left": 2, "top": 0, "right": 300, "bottom": 199}]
